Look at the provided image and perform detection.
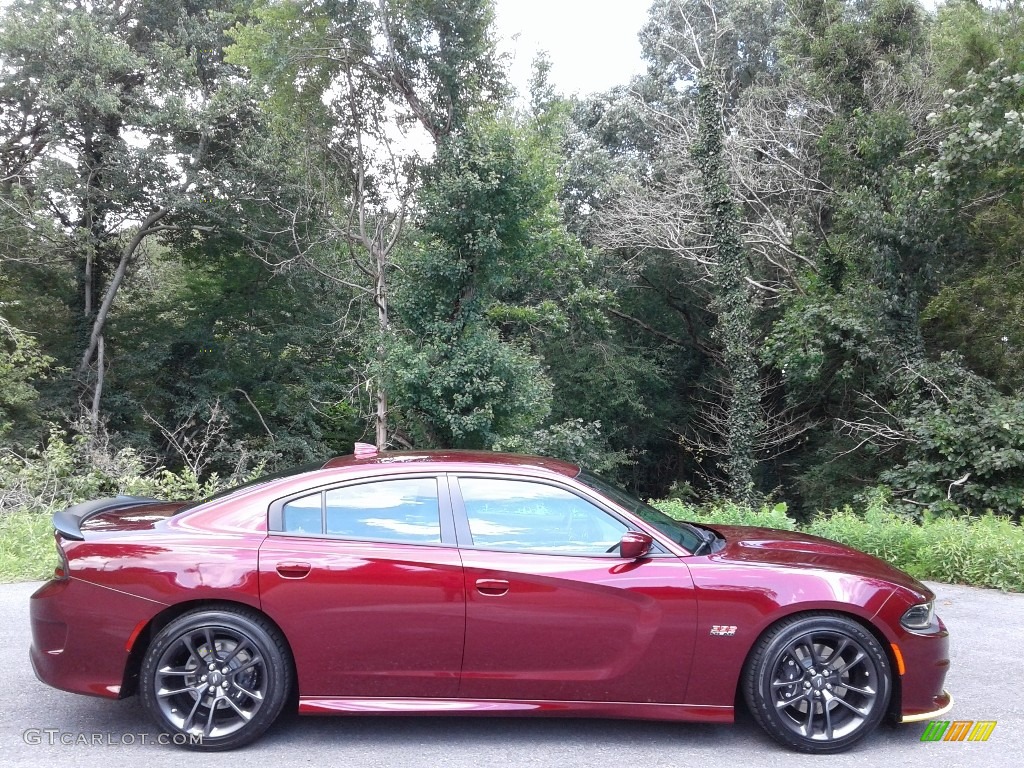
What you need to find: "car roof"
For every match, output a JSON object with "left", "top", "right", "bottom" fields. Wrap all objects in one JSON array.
[{"left": 321, "top": 449, "right": 580, "bottom": 478}]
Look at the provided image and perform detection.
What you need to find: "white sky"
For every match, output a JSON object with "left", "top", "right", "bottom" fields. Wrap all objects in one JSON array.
[{"left": 493, "top": 0, "right": 652, "bottom": 99}]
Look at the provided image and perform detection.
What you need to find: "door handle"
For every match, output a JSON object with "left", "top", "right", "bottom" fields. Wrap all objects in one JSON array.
[
  {"left": 475, "top": 578, "right": 510, "bottom": 596},
  {"left": 276, "top": 562, "right": 311, "bottom": 579}
]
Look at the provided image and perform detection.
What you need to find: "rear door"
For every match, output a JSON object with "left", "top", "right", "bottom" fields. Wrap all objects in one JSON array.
[
  {"left": 259, "top": 474, "right": 465, "bottom": 698},
  {"left": 451, "top": 474, "right": 698, "bottom": 704}
]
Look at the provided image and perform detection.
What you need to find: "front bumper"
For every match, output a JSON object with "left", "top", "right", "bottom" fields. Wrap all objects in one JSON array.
[
  {"left": 901, "top": 691, "right": 953, "bottom": 723},
  {"left": 893, "top": 612, "right": 952, "bottom": 722}
]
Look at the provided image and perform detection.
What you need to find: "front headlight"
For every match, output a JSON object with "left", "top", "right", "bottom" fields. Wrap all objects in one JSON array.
[{"left": 900, "top": 600, "right": 935, "bottom": 631}]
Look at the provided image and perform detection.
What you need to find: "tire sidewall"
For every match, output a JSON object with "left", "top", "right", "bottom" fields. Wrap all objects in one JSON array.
[
  {"left": 139, "top": 608, "right": 291, "bottom": 751},
  {"left": 746, "top": 613, "right": 892, "bottom": 754}
]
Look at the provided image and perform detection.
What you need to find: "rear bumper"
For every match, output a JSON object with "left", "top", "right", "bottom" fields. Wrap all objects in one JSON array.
[{"left": 30, "top": 577, "right": 163, "bottom": 698}]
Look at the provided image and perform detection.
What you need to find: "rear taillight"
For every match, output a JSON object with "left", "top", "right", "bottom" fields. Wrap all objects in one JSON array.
[{"left": 53, "top": 537, "right": 69, "bottom": 581}]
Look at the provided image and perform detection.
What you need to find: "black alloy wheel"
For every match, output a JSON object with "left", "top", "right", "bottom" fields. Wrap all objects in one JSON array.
[
  {"left": 139, "top": 607, "right": 293, "bottom": 750},
  {"left": 744, "top": 612, "right": 892, "bottom": 753}
]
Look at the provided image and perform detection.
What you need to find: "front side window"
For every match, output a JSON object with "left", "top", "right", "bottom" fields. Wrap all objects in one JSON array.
[
  {"left": 459, "top": 477, "right": 627, "bottom": 555},
  {"left": 281, "top": 478, "right": 441, "bottom": 544},
  {"left": 576, "top": 470, "right": 705, "bottom": 553}
]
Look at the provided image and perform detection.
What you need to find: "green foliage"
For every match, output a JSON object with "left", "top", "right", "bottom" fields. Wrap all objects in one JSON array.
[
  {"left": 657, "top": 490, "right": 1024, "bottom": 592},
  {"left": 387, "top": 110, "right": 595, "bottom": 448},
  {"left": 762, "top": 278, "right": 890, "bottom": 395},
  {"left": 781, "top": 0, "right": 925, "bottom": 112},
  {"left": 385, "top": 327, "right": 552, "bottom": 448},
  {"left": 0, "top": 510, "right": 53, "bottom": 582},
  {"left": 805, "top": 505, "right": 1024, "bottom": 593},
  {"left": 913, "top": 514, "right": 1024, "bottom": 593},
  {"left": 493, "top": 419, "right": 630, "bottom": 476},
  {"left": 804, "top": 492, "right": 928, "bottom": 574},
  {"left": 928, "top": 60, "right": 1024, "bottom": 201},
  {"left": 880, "top": 362, "right": 1024, "bottom": 519},
  {"left": 931, "top": 0, "right": 1024, "bottom": 91},
  {"left": 922, "top": 265, "right": 1024, "bottom": 389},
  {"left": 0, "top": 427, "right": 253, "bottom": 517},
  {"left": 0, "top": 314, "right": 54, "bottom": 442},
  {"left": 656, "top": 498, "right": 798, "bottom": 530}
]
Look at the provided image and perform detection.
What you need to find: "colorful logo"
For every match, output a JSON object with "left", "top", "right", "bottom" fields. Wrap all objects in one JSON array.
[{"left": 920, "top": 720, "right": 997, "bottom": 742}]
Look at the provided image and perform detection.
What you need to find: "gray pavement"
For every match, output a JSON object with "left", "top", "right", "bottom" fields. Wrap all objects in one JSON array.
[{"left": 1, "top": 579, "right": 1020, "bottom": 767}]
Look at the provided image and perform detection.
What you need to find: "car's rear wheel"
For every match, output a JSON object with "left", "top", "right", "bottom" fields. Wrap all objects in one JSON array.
[
  {"left": 139, "top": 607, "right": 292, "bottom": 750},
  {"left": 743, "top": 613, "right": 891, "bottom": 754}
]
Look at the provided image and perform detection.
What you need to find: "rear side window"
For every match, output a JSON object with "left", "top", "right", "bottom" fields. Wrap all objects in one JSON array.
[
  {"left": 281, "top": 478, "right": 441, "bottom": 545},
  {"left": 282, "top": 493, "right": 322, "bottom": 534}
]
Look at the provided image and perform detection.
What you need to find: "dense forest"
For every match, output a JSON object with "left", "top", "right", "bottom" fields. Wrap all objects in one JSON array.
[{"left": 2, "top": 0, "right": 1023, "bottom": 522}]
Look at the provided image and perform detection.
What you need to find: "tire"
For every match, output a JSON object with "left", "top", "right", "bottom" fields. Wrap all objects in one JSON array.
[
  {"left": 139, "top": 606, "right": 293, "bottom": 750},
  {"left": 743, "top": 612, "right": 891, "bottom": 754}
]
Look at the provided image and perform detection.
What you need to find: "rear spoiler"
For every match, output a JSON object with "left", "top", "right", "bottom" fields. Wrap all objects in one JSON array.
[{"left": 52, "top": 496, "right": 158, "bottom": 541}]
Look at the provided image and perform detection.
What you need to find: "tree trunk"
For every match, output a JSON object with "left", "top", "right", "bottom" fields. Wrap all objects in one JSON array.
[
  {"left": 374, "top": 243, "right": 390, "bottom": 450},
  {"left": 78, "top": 208, "right": 168, "bottom": 375},
  {"left": 695, "top": 75, "right": 763, "bottom": 504}
]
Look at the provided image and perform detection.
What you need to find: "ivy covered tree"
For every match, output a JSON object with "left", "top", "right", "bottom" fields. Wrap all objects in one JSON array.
[{"left": 386, "top": 107, "right": 601, "bottom": 448}]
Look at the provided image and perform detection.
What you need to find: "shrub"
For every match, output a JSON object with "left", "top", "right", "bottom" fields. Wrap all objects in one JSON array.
[
  {"left": 915, "top": 515, "right": 1024, "bottom": 592},
  {"left": 658, "top": 493, "right": 1024, "bottom": 592},
  {"left": 0, "top": 510, "right": 53, "bottom": 582},
  {"left": 655, "top": 498, "right": 798, "bottom": 530},
  {"left": 804, "top": 508, "right": 927, "bottom": 578},
  {"left": 0, "top": 427, "right": 252, "bottom": 518}
]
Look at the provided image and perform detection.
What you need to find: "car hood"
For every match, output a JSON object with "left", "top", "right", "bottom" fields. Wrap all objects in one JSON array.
[{"left": 702, "top": 524, "right": 932, "bottom": 598}]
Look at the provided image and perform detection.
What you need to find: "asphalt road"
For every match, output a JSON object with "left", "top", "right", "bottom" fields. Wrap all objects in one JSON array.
[{"left": 1, "top": 580, "right": 1020, "bottom": 768}]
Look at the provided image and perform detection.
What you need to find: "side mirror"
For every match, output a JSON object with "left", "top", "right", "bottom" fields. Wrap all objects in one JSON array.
[{"left": 618, "top": 531, "right": 653, "bottom": 559}]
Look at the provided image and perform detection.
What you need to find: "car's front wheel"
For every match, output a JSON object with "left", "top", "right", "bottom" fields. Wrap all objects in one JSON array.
[
  {"left": 743, "top": 612, "right": 892, "bottom": 753},
  {"left": 139, "top": 607, "right": 293, "bottom": 750}
]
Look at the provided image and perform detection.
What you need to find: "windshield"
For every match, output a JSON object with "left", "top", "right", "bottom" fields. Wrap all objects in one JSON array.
[{"left": 577, "top": 471, "right": 706, "bottom": 553}]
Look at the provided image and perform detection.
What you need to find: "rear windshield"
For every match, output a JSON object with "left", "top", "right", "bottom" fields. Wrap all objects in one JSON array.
[{"left": 178, "top": 461, "right": 326, "bottom": 512}]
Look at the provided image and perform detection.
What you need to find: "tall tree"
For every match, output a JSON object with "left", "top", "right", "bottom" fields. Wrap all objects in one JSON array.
[
  {"left": 0, "top": 0, "right": 246, "bottom": 429},
  {"left": 227, "top": 0, "right": 506, "bottom": 448},
  {"left": 593, "top": 0, "right": 821, "bottom": 497},
  {"left": 385, "top": 112, "right": 590, "bottom": 448}
]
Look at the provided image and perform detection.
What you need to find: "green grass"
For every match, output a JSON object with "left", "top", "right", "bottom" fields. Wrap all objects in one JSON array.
[{"left": 0, "top": 510, "right": 56, "bottom": 582}]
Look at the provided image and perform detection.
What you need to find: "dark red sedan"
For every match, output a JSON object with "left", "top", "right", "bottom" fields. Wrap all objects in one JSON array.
[{"left": 30, "top": 447, "right": 951, "bottom": 753}]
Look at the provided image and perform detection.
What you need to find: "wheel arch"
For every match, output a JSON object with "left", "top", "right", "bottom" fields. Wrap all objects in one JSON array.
[
  {"left": 120, "top": 599, "right": 296, "bottom": 700},
  {"left": 734, "top": 607, "right": 902, "bottom": 720}
]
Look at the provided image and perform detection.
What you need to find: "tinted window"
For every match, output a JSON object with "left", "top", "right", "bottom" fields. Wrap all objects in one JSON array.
[
  {"left": 282, "top": 493, "right": 322, "bottom": 534},
  {"left": 326, "top": 478, "right": 441, "bottom": 543},
  {"left": 281, "top": 478, "right": 442, "bottom": 544},
  {"left": 459, "top": 478, "right": 627, "bottom": 554}
]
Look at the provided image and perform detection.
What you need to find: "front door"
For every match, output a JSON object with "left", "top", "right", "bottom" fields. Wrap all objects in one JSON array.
[{"left": 452, "top": 475, "right": 697, "bottom": 703}]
